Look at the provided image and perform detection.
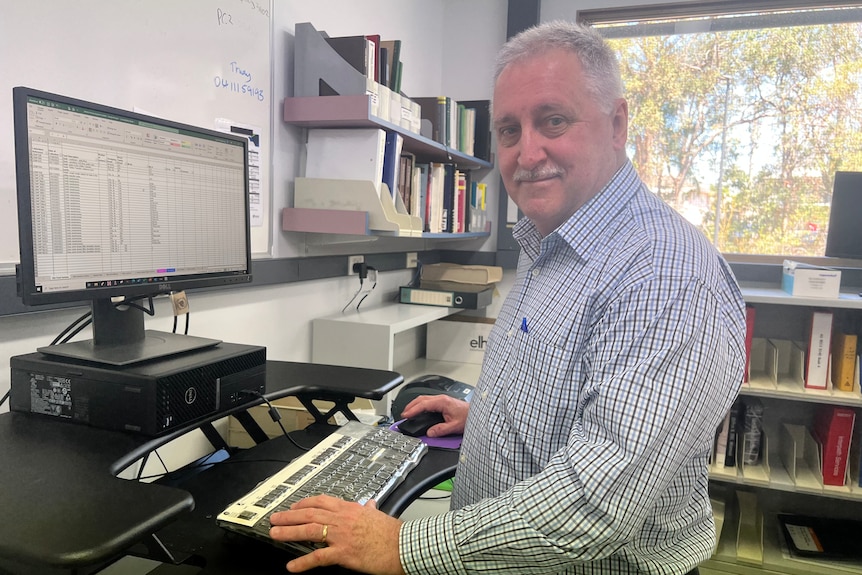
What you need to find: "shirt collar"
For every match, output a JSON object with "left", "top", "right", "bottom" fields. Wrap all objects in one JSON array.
[{"left": 512, "top": 160, "right": 639, "bottom": 262}]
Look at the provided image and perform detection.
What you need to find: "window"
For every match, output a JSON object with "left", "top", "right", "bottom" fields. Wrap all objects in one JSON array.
[{"left": 580, "top": 2, "right": 862, "bottom": 258}]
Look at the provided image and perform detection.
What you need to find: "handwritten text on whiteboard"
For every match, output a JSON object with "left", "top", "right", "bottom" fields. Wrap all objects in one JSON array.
[{"left": 214, "top": 60, "right": 265, "bottom": 102}]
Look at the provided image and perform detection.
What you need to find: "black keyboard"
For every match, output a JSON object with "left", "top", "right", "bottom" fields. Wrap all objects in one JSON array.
[{"left": 216, "top": 421, "right": 427, "bottom": 554}]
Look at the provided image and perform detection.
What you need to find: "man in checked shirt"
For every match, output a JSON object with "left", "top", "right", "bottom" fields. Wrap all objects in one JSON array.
[{"left": 270, "top": 20, "right": 745, "bottom": 575}]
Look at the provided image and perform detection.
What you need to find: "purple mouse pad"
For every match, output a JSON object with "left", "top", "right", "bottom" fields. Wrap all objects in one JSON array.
[{"left": 391, "top": 420, "right": 462, "bottom": 450}]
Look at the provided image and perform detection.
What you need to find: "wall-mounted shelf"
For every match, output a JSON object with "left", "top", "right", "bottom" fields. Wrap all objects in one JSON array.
[
  {"left": 741, "top": 284, "right": 862, "bottom": 309},
  {"left": 283, "top": 95, "right": 494, "bottom": 170}
]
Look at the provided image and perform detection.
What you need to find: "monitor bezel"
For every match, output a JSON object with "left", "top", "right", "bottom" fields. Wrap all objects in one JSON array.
[{"left": 13, "top": 86, "right": 254, "bottom": 307}]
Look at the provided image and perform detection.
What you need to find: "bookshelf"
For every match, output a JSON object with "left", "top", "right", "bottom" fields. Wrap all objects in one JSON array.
[
  {"left": 704, "top": 285, "right": 862, "bottom": 574},
  {"left": 283, "top": 95, "right": 493, "bottom": 171},
  {"left": 282, "top": 95, "right": 494, "bottom": 239},
  {"left": 284, "top": 21, "right": 495, "bottom": 240}
]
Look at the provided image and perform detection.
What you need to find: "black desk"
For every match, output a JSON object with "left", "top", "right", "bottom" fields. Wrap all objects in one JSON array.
[{"left": 0, "top": 360, "right": 458, "bottom": 575}]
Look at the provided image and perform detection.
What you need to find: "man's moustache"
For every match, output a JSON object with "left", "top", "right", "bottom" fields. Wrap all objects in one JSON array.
[{"left": 513, "top": 167, "right": 564, "bottom": 182}]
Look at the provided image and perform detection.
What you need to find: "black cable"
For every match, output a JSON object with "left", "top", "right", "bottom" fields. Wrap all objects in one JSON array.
[
  {"left": 342, "top": 276, "right": 365, "bottom": 313},
  {"left": 172, "top": 311, "right": 190, "bottom": 335},
  {"left": 356, "top": 267, "right": 377, "bottom": 310},
  {"left": 50, "top": 294, "right": 156, "bottom": 346},
  {"left": 408, "top": 260, "right": 423, "bottom": 288},
  {"left": 50, "top": 310, "right": 93, "bottom": 345},
  {"left": 57, "top": 317, "right": 94, "bottom": 345},
  {"left": 240, "top": 390, "right": 313, "bottom": 451},
  {"left": 120, "top": 296, "right": 155, "bottom": 316},
  {"left": 0, "top": 390, "right": 9, "bottom": 408}
]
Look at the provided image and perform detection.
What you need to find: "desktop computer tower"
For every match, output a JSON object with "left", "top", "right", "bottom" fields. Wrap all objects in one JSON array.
[{"left": 9, "top": 342, "right": 266, "bottom": 436}]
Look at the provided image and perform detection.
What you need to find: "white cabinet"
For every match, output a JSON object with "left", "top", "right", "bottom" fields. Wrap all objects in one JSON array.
[
  {"left": 705, "top": 285, "right": 862, "bottom": 574},
  {"left": 311, "top": 302, "right": 483, "bottom": 414}
]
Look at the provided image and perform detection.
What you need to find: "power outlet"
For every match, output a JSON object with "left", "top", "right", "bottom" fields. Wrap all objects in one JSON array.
[
  {"left": 406, "top": 252, "right": 418, "bottom": 268},
  {"left": 347, "top": 255, "right": 365, "bottom": 275}
]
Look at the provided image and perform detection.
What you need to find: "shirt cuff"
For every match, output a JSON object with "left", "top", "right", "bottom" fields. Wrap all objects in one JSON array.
[{"left": 399, "top": 513, "right": 463, "bottom": 574}]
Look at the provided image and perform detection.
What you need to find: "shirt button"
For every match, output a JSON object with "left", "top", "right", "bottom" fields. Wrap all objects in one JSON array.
[
  {"left": 481, "top": 391, "right": 488, "bottom": 399},
  {"left": 459, "top": 454, "right": 467, "bottom": 463},
  {"left": 507, "top": 328, "right": 515, "bottom": 337},
  {"left": 532, "top": 268, "right": 540, "bottom": 277}
]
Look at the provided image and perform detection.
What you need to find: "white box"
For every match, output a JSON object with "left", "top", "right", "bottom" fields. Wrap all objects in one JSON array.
[
  {"left": 426, "top": 317, "right": 494, "bottom": 365},
  {"left": 781, "top": 260, "right": 841, "bottom": 298},
  {"left": 304, "top": 128, "right": 386, "bottom": 194}
]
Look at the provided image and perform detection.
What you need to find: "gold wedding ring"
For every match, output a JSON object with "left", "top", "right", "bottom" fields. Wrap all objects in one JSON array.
[{"left": 320, "top": 524, "right": 329, "bottom": 544}]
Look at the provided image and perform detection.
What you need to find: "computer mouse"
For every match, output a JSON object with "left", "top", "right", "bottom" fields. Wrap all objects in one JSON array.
[{"left": 398, "top": 411, "right": 446, "bottom": 437}]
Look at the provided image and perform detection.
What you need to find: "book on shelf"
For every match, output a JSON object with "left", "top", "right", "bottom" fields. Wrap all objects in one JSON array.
[
  {"left": 427, "top": 162, "right": 445, "bottom": 233},
  {"left": 713, "top": 410, "right": 731, "bottom": 467},
  {"left": 441, "top": 164, "right": 456, "bottom": 233},
  {"left": 831, "top": 330, "right": 857, "bottom": 392},
  {"left": 447, "top": 97, "right": 458, "bottom": 149},
  {"left": 364, "top": 34, "right": 380, "bottom": 83},
  {"left": 304, "top": 128, "right": 387, "bottom": 195},
  {"left": 378, "top": 46, "right": 389, "bottom": 88},
  {"left": 459, "top": 100, "right": 492, "bottom": 163},
  {"left": 740, "top": 397, "right": 763, "bottom": 465},
  {"left": 381, "top": 131, "right": 404, "bottom": 200},
  {"left": 812, "top": 404, "right": 855, "bottom": 486},
  {"left": 457, "top": 103, "right": 475, "bottom": 156},
  {"left": 379, "top": 39, "right": 401, "bottom": 91},
  {"left": 470, "top": 181, "right": 488, "bottom": 233},
  {"left": 743, "top": 305, "right": 756, "bottom": 383},
  {"left": 454, "top": 170, "right": 468, "bottom": 233},
  {"left": 804, "top": 310, "right": 833, "bottom": 390},
  {"left": 397, "top": 152, "right": 415, "bottom": 215},
  {"left": 724, "top": 398, "right": 741, "bottom": 467},
  {"left": 415, "top": 162, "right": 429, "bottom": 227},
  {"left": 420, "top": 262, "right": 502, "bottom": 292}
]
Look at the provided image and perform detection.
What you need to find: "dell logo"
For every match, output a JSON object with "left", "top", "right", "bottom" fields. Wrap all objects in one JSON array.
[{"left": 184, "top": 387, "right": 197, "bottom": 405}]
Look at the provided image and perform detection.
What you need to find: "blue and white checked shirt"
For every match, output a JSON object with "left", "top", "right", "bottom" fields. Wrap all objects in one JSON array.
[{"left": 399, "top": 161, "right": 746, "bottom": 574}]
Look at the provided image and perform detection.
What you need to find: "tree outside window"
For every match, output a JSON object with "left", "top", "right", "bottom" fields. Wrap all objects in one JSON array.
[{"left": 583, "top": 4, "right": 862, "bottom": 257}]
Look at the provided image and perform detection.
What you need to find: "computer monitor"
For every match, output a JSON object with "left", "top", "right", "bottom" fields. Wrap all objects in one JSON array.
[
  {"left": 825, "top": 171, "right": 862, "bottom": 260},
  {"left": 13, "top": 86, "right": 252, "bottom": 365}
]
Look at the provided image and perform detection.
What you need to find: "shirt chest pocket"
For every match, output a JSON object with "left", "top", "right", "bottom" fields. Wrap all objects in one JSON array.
[{"left": 501, "top": 330, "right": 582, "bottom": 462}]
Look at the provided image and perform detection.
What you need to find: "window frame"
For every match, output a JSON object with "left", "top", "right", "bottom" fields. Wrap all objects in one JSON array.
[{"left": 576, "top": 0, "right": 862, "bottom": 270}]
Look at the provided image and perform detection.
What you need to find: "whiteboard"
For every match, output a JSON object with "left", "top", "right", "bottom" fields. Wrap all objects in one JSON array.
[{"left": 0, "top": 0, "right": 273, "bottom": 266}]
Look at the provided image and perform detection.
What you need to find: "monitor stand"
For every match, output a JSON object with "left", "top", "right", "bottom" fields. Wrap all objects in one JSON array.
[{"left": 37, "top": 299, "right": 221, "bottom": 367}]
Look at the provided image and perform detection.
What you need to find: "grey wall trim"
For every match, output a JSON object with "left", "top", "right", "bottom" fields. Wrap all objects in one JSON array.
[
  {"left": 0, "top": 251, "right": 493, "bottom": 318},
  {"left": 6, "top": 258, "right": 862, "bottom": 318}
]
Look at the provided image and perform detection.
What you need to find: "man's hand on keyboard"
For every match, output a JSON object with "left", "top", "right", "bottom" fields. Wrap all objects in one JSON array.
[
  {"left": 270, "top": 494, "right": 406, "bottom": 575},
  {"left": 400, "top": 394, "right": 469, "bottom": 437}
]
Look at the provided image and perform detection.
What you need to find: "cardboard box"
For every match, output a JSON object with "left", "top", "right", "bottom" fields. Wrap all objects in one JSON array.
[
  {"left": 426, "top": 316, "right": 494, "bottom": 364},
  {"left": 227, "top": 396, "right": 372, "bottom": 448},
  {"left": 781, "top": 260, "right": 841, "bottom": 298}
]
